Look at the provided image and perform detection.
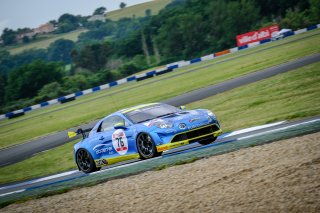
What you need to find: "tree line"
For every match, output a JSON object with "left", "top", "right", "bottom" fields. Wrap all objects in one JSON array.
[{"left": 0, "top": 0, "right": 319, "bottom": 113}]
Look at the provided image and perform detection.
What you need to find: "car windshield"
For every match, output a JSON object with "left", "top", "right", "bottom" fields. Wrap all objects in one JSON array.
[{"left": 124, "top": 104, "right": 180, "bottom": 123}]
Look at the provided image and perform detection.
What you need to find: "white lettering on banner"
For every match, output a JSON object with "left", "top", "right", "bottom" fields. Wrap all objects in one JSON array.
[
  {"left": 238, "top": 31, "right": 270, "bottom": 45},
  {"left": 258, "top": 30, "right": 270, "bottom": 39},
  {"left": 236, "top": 24, "right": 279, "bottom": 46}
]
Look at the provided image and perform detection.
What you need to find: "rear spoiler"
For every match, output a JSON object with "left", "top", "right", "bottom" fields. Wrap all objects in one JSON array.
[{"left": 68, "top": 128, "right": 92, "bottom": 139}]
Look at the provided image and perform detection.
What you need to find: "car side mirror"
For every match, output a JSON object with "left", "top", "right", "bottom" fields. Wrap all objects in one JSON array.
[
  {"left": 179, "top": 106, "right": 186, "bottom": 111},
  {"left": 114, "top": 122, "right": 126, "bottom": 130}
]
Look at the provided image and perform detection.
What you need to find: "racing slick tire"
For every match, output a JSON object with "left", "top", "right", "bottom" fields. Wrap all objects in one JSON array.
[
  {"left": 76, "top": 148, "right": 101, "bottom": 173},
  {"left": 136, "top": 133, "right": 162, "bottom": 159}
]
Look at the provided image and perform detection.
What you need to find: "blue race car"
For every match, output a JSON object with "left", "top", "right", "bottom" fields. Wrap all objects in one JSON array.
[{"left": 69, "top": 103, "right": 222, "bottom": 173}]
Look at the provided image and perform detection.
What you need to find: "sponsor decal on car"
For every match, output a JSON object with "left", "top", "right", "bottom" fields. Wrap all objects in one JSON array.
[
  {"left": 178, "top": 123, "right": 187, "bottom": 130},
  {"left": 93, "top": 144, "right": 114, "bottom": 155},
  {"left": 112, "top": 129, "right": 128, "bottom": 155},
  {"left": 95, "top": 159, "right": 108, "bottom": 166}
]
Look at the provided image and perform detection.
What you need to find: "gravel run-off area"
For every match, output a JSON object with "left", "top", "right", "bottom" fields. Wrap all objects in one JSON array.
[{"left": 3, "top": 132, "right": 320, "bottom": 213}]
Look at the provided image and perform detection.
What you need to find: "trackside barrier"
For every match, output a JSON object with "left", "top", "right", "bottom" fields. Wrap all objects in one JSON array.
[
  {"left": 1, "top": 24, "right": 319, "bottom": 120},
  {"left": 60, "top": 97, "right": 76, "bottom": 104},
  {"left": 8, "top": 112, "right": 25, "bottom": 119},
  {"left": 215, "top": 49, "right": 231, "bottom": 57},
  {"left": 156, "top": 68, "right": 173, "bottom": 76}
]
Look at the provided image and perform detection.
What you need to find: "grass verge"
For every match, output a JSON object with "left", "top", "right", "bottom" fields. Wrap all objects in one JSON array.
[
  {"left": 0, "top": 29, "right": 319, "bottom": 149},
  {"left": 0, "top": 139, "right": 79, "bottom": 184},
  {"left": 0, "top": 60, "right": 319, "bottom": 185},
  {"left": 106, "top": 0, "right": 171, "bottom": 21},
  {"left": 187, "top": 61, "right": 320, "bottom": 131}
]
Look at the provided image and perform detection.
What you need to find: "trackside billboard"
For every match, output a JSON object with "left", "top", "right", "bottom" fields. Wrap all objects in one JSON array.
[{"left": 236, "top": 25, "right": 279, "bottom": 46}]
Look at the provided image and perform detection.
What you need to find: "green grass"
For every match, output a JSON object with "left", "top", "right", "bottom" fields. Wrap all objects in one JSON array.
[
  {"left": 5, "top": 29, "right": 87, "bottom": 55},
  {"left": 107, "top": 0, "right": 172, "bottom": 21},
  {"left": 0, "top": 61, "right": 319, "bottom": 184},
  {"left": 187, "top": 62, "right": 320, "bottom": 131},
  {"left": 0, "top": 29, "right": 319, "bottom": 149}
]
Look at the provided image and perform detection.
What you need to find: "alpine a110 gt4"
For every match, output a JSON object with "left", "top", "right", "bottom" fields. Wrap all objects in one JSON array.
[{"left": 69, "top": 103, "right": 222, "bottom": 173}]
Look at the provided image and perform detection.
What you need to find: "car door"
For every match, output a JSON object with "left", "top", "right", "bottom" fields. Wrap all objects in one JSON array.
[{"left": 90, "top": 115, "right": 135, "bottom": 160}]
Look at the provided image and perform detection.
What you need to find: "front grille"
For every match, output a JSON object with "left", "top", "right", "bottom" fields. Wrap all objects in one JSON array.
[{"left": 171, "top": 124, "right": 220, "bottom": 143}]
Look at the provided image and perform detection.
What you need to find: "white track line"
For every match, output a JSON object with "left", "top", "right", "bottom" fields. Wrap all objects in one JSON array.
[
  {"left": 238, "top": 118, "right": 320, "bottom": 140},
  {"left": 220, "top": 121, "right": 285, "bottom": 138},
  {"left": 29, "top": 170, "right": 79, "bottom": 184},
  {"left": 0, "top": 189, "right": 26, "bottom": 197},
  {"left": 0, "top": 170, "right": 78, "bottom": 191}
]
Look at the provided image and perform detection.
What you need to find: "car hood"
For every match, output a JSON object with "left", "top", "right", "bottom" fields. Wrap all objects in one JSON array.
[{"left": 137, "top": 109, "right": 213, "bottom": 131}]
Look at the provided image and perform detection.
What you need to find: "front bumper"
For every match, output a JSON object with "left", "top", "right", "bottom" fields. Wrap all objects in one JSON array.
[{"left": 156, "top": 124, "right": 222, "bottom": 152}]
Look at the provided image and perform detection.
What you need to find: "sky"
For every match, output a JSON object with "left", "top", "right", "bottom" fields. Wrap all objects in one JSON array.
[{"left": 0, "top": 0, "right": 152, "bottom": 33}]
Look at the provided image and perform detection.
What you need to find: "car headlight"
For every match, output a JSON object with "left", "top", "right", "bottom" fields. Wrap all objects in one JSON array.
[
  {"left": 154, "top": 121, "right": 173, "bottom": 129},
  {"left": 206, "top": 110, "right": 215, "bottom": 117}
]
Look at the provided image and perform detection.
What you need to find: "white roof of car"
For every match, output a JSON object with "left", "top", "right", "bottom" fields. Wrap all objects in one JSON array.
[{"left": 278, "top": 29, "right": 292, "bottom": 34}]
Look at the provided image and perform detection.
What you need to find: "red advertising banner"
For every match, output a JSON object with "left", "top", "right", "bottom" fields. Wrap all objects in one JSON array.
[{"left": 236, "top": 25, "right": 279, "bottom": 46}]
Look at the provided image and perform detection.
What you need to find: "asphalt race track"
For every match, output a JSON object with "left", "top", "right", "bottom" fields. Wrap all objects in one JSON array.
[
  {"left": 0, "top": 53, "right": 319, "bottom": 167},
  {"left": 164, "top": 53, "right": 320, "bottom": 106},
  {"left": 1, "top": 116, "right": 319, "bottom": 197}
]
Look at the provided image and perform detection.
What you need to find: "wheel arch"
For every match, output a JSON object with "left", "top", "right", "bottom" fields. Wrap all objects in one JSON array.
[{"left": 75, "top": 147, "right": 99, "bottom": 173}]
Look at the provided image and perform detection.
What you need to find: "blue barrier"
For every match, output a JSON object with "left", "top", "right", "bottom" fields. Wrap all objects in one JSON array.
[
  {"left": 109, "top": 81, "right": 118, "bottom": 87},
  {"left": 238, "top": 45, "right": 248, "bottom": 50},
  {"left": 260, "top": 38, "right": 271, "bottom": 44},
  {"left": 190, "top": 58, "right": 201, "bottom": 64},
  {"left": 167, "top": 64, "right": 179, "bottom": 70},
  {"left": 40, "top": 102, "right": 49, "bottom": 107},
  {"left": 92, "top": 86, "right": 101, "bottom": 92},
  {"left": 146, "top": 70, "right": 156, "bottom": 76},
  {"left": 75, "top": 91, "right": 83, "bottom": 97},
  {"left": 307, "top": 25, "right": 317, "bottom": 31},
  {"left": 23, "top": 107, "right": 32, "bottom": 112},
  {"left": 283, "top": 31, "right": 294, "bottom": 37},
  {"left": 58, "top": 97, "right": 66, "bottom": 102},
  {"left": 5, "top": 112, "right": 14, "bottom": 117},
  {"left": 127, "top": 76, "right": 136, "bottom": 82}
]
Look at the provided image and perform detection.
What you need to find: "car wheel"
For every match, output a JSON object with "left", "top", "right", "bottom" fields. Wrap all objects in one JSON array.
[
  {"left": 76, "top": 149, "right": 100, "bottom": 173},
  {"left": 198, "top": 136, "right": 217, "bottom": 145},
  {"left": 136, "top": 133, "right": 161, "bottom": 159}
]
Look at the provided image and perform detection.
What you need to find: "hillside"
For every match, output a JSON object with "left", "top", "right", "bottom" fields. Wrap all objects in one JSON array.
[
  {"left": 4, "top": 0, "right": 171, "bottom": 55},
  {"left": 6, "top": 29, "right": 87, "bottom": 55},
  {"left": 107, "top": 0, "right": 172, "bottom": 20}
]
